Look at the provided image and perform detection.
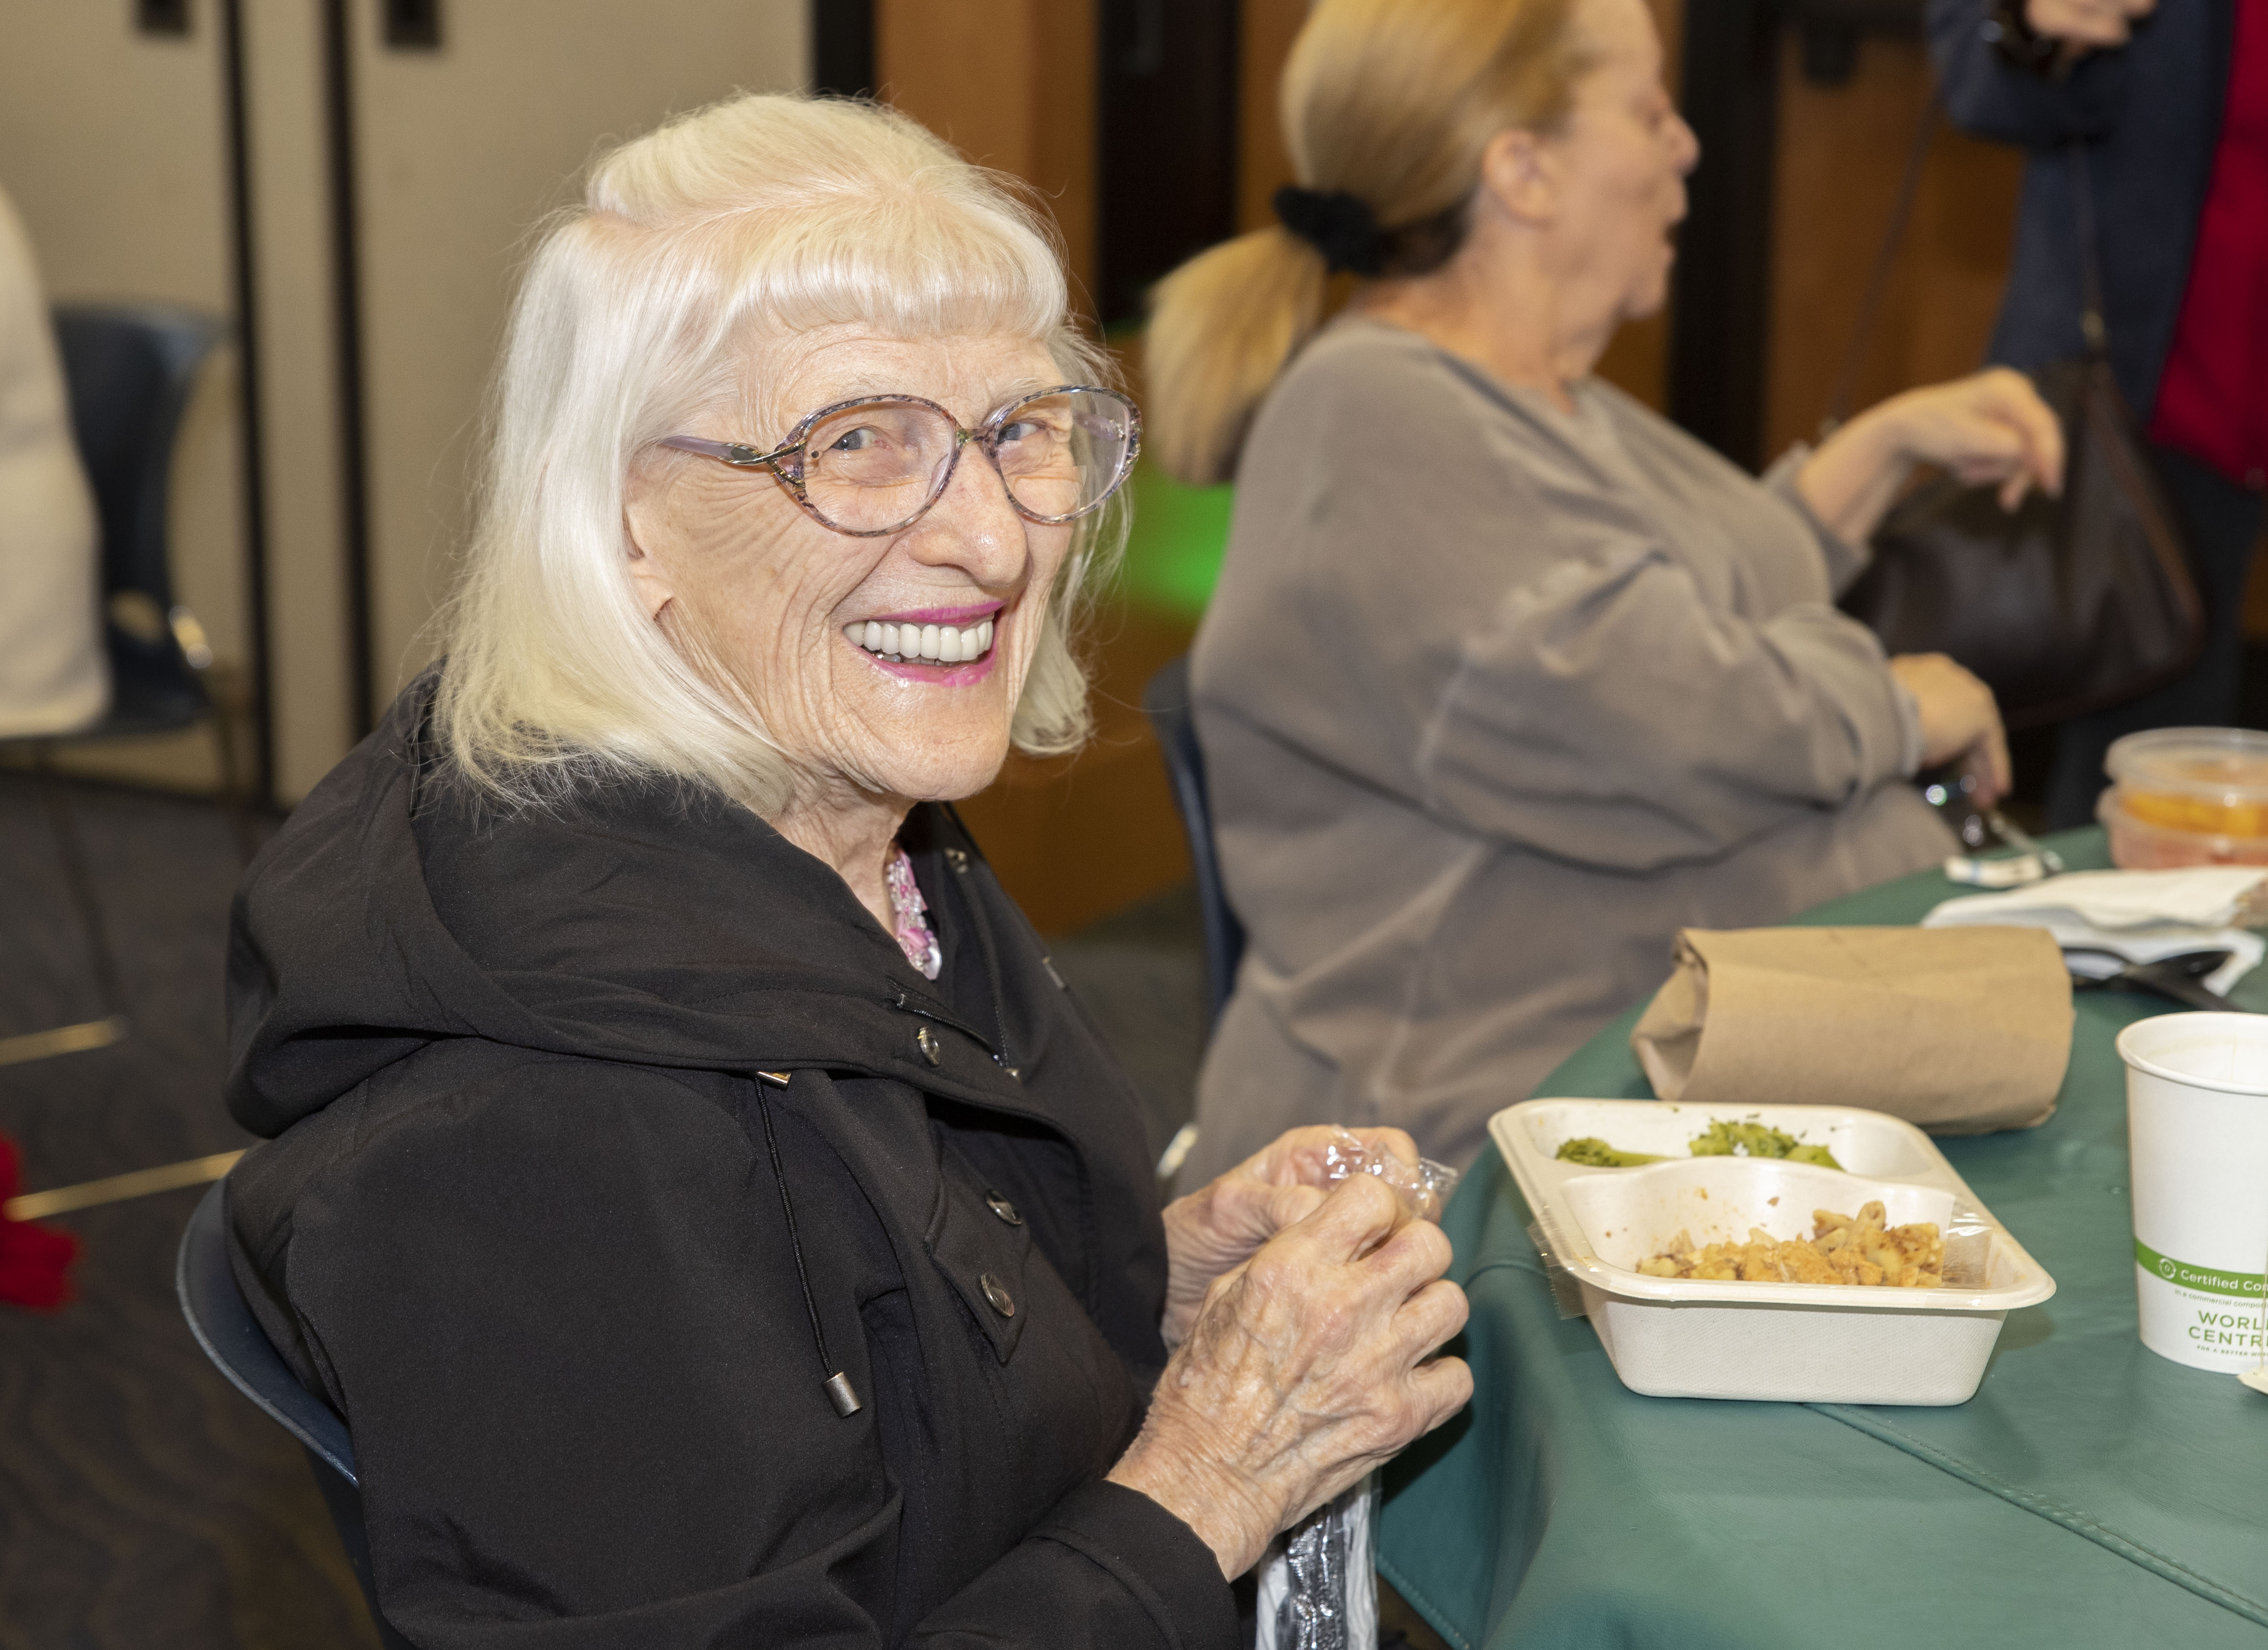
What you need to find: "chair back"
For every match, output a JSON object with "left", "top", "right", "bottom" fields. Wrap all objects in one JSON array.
[
  {"left": 1142, "top": 655, "right": 1246, "bottom": 1027},
  {"left": 51, "top": 305, "right": 226, "bottom": 731},
  {"left": 178, "top": 1179, "right": 412, "bottom": 1650}
]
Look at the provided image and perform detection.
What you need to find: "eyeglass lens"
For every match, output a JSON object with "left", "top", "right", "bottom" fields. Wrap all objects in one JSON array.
[{"left": 796, "top": 390, "right": 1134, "bottom": 534}]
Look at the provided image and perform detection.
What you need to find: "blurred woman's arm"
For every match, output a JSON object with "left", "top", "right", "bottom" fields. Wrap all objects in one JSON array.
[
  {"left": 1927, "top": 0, "right": 2137, "bottom": 143},
  {"left": 1405, "top": 544, "right": 1922, "bottom": 871},
  {"left": 1796, "top": 368, "right": 2064, "bottom": 545}
]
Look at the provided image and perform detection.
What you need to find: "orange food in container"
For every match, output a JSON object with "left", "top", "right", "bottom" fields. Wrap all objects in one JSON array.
[{"left": 2100, "top": 727, "right": 2268, "bottom": 869}]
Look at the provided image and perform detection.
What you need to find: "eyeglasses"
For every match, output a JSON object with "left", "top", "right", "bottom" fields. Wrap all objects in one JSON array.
[{"left": 659, "top": 385, "right": 1140, "bottom": 539}]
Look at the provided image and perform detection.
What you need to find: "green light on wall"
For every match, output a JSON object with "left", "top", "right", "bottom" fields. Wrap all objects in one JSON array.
[{"left": 1119, "top": 456, "right": 1234, "bottom": 620}]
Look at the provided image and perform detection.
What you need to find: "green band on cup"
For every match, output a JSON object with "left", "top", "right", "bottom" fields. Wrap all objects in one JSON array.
[{"left": 2134, "top": 1239, "right": 2265, "bottom": 1298}]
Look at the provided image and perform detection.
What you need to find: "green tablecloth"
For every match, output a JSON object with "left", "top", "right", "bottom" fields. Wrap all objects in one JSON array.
[{"left": 1377, "top": 831, "right": 2268, "bottom": 1649}]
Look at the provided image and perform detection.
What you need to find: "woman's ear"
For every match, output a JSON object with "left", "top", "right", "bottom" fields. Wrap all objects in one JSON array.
[
  {"left": 622, "top": 471, "right": 676, "bottom": 621},
  {"left": 1474, "top": 126, "right": 1560, "bottom": 227}
]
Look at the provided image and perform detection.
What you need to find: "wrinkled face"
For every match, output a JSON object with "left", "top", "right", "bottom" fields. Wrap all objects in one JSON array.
[
  {"left": 624, "top": 328, "right": 1075, "bottom": 807},
  {"left": 1546, "top": 0, "right": 1699, "bottom": 323}
]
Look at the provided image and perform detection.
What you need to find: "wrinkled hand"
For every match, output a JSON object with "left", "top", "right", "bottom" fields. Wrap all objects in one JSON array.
[
  {"left": 1890, "top": 652, "right": 2010, "bottom": 806},
  {"left": 2025, "top": 0, "right": 2154, "bottom": 49},
  {"left": 1159, "top": 1125, "right": 1426, "bottom": 1348},
  {"left": 1872, "top": 369, "right": 2064, "bottom": 512},
  {"left": 1110, "top": 1174, "right": 1471, "bottom": 1579}
]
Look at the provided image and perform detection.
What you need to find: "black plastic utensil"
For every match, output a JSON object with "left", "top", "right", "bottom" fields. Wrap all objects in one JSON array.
[{"left": 2064, "top": 947, "right": 2242, "bottom": 1012}]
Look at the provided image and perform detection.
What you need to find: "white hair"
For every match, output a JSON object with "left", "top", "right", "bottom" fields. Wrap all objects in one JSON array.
[{"left": 433, "top": 93, "right": 1123, "bottom": 816}]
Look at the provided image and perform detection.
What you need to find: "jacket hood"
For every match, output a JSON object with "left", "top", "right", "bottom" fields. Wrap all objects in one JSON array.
[{"left": 226, "top": 669, "right": 1016, "bottom": 1138}]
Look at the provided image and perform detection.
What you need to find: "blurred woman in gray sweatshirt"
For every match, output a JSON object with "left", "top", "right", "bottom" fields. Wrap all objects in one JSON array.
[{"left": 1147, "top": 0, "right": 2066, "bottom": 1180}]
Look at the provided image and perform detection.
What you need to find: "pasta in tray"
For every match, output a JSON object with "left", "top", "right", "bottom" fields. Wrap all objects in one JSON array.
[{"left": 1636, "top": 1200, "right": 1944, "bottom": 1288}]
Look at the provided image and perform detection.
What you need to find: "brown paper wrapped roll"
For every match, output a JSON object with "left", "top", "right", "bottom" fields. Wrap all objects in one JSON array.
[{"left": 1629, "top": 926, "right": 2074, "bottom": 1134}]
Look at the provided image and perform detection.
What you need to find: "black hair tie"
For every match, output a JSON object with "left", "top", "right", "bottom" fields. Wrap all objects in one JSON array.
[{"left": 1272, "top": 185, "right": 1386, "bottom": 278}]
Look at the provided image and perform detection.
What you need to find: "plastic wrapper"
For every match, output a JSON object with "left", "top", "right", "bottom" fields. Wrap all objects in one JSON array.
[
  {"left": 1315, "top": 1128, "right": 1460, "bottom": 1222},
  {"left": 1255, "top": 1477, "right": 1376, "bottom": 1650},
  {"left": 1254, "top": 1131, "right": 1459, "bottom": 1650}
]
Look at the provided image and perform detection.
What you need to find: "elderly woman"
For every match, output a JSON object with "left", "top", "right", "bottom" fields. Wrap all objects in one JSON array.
[
  {"left": 1146, "top": 0, "right": 2068, "bottom": 1183},
  {"left": 222, "top": 96, "right": 1467, "bottom": 1648}
]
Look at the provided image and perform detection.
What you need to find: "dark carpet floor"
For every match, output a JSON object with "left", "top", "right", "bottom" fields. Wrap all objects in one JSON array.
[
  {"left": 0, "top": 773, "right": 376, "bottom": 1650},
  {"left": 0, "top": 771, "right": 1208, "bottom": 1648}
]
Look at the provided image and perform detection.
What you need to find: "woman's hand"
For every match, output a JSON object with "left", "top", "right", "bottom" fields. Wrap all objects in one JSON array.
[
  {"left": 1889, "top": 652, "right": 2011, "bottom": 806},
  {"left": 1158, "top": 1126, "right": 1428, "bottom": 1348},
  {"left": 1797, "top": 369, "right": 2064, "bottom": 545},
  {"left": 2025, "top": 0, "right": 2155, "bottom": 49},
  {"left": 1110, "top": 1174, "right": 1471, "bottom": 1578}
]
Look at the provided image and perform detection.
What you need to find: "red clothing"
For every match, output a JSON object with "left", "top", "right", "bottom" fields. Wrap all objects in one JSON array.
[
  {"left": 0, "top": 1134, "right": 75, "bottom": 1310},
  {"left": 2149, "top": 0, "right": 2268, "bottom": 489}
]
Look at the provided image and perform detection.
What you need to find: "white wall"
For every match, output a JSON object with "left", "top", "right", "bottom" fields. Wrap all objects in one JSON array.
[
  {"left": 0, "top": 0, "right": 808, "bottom": 801},
  {"left": 352, "top": 0, "right": 810, "bottom": 706}
]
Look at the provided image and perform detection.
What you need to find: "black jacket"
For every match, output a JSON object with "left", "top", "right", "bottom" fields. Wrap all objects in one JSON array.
[
  {"left": 223, "top": 673, "right": 1236, "bottom": 1649},
  {"left": 1929, "top": 0, "right": 2235, "bottom": 421}
]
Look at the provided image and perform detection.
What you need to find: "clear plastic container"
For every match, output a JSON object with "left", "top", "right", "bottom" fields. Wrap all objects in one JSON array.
[
  {"left": 2102, "top": 727, "right": 2268, "bottom": 868},
  {"left": 2099, "top": 790, "right": 2268, "bottom": 869}
]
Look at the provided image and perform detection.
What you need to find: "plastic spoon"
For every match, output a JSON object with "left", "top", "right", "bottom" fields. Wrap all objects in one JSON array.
[{"left": 2064, "top": 947, "right": 2240, "bottom": 1012}]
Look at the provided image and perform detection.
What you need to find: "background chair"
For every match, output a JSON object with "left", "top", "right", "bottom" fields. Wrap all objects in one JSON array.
[
  {"left": 1141, "top": 655, "right": 1245, "bottom": 1029},
  {"left": 0, "top": 305, "right": 232, "bottom": 1068},
  {"left": 177, "top": 1179, "right": 413, "bottom": 1650}
]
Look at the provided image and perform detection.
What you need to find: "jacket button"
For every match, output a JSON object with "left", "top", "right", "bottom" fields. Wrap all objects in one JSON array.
[
  {"left": 944, "top": 847, "right": 970, "bottom": 873},
  {"left": 985, "top": 1192, "right": 1023, "bottom": 1226},
  {"left": 980, "top": 1272, "right": 1015, "bottom": 1317},
  {"left": 916, "top": 1026, "right": 941, "bottom": 1066}
]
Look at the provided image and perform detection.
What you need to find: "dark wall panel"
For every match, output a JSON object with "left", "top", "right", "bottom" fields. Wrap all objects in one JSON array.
[{"left": 1097, "top": 0, "right": 1240, "bottom": 326}]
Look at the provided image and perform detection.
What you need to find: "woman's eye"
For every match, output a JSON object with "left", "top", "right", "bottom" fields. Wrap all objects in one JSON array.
[
  {"left": 828, "top": 426, "right": 884, "bottom": 453},
  {"left": 998, "top": 420, "right": 1043, "bottom": 445}
]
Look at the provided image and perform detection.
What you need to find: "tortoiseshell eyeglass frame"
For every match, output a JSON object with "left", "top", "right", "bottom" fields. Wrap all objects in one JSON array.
[{"left": 657, "top": 385, "right": 1140, "bottom": 539}]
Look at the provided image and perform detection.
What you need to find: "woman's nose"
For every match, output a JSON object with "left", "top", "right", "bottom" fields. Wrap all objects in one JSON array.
[
  {"left": 905, "top": 441, "right": 1029, "bottom": 584},
  {"left": 1669, "top": 112, "right": 1701, "bottom": 176}
]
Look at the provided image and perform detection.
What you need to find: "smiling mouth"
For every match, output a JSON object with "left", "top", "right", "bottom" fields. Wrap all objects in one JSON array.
[{"left": 845, "top": 616, "right": 997, "bottom": 665}]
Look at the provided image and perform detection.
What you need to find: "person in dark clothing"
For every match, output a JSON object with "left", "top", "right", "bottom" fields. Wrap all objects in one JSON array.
[
  {"left": 222, "top": 93, "right": 1470, "bottom": 1649},
  {"left": 1932, "top": 0, "right": 2268, "bottom": 827}
]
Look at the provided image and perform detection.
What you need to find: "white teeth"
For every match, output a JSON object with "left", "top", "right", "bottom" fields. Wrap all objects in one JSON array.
[{"left": 846, "top": 616, "right": 998, "bottom": 661}]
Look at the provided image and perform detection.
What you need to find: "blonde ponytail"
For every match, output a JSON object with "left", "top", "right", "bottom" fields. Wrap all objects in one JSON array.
[
  {"left": 1145, "top": 227, "right": 1329, "bottom": 487},
  {"left": 1145, "top": 0, "right": 1588, "bottom": 485}
]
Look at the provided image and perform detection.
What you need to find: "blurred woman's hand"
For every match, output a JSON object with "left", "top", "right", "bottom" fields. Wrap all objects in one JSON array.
[
  {"left": 1889, "top": 652, "right": 2011, "bottom": 807},
  {"left": 1159, "top": 1125, "right": 1427, "bottom": 1348},
  {"left": 1875, "top": 369, "right": 2065, "bottom": 510},
  {"left": 1111, "top": 1174, "right": 1471, "bottom": 1578},
  {"left": 2025, "top": 0, "right": 2155, "bottom": 49},
  {"left": 1799, "top": 368, "right": 2064, "bottom": 545}
]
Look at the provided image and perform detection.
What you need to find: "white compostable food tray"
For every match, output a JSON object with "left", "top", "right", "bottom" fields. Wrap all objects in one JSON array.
[{"left": 1490, "top": 1099, "right": 2057, "bottom": 1406}]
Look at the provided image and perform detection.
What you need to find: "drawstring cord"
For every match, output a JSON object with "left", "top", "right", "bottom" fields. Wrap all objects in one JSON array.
[{"left": 754, "top": 1075, "right": 862, "bottom": 1418}]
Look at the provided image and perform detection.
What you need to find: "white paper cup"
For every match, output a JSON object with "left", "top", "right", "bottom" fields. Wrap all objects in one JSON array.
[{"left": 2117, "top": 1014, "right": 2268, "bottom": 1372}]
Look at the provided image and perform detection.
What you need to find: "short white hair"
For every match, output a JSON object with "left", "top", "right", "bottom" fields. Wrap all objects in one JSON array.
[{"left": 434, "top": 93, "right": 1122, "bottom": 815}]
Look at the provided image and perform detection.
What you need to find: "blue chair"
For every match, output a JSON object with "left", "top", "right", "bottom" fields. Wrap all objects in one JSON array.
[
  {"left": 1141, "top": 655, "right": 1245, "bottom": 1030},
  {"left": 177, "top": 1179, "right": 413, "bottom": 1650},
  {"left": 52, "top": 305, "right": 230, "bottom": 741},
  {"left": 0, "top": 306, "right": 234, "bottom": 1067}
]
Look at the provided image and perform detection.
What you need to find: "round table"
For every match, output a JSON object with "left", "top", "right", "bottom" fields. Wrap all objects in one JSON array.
[{"left": 1376, "top": 830, "right": 2268, "bottom": 1650}]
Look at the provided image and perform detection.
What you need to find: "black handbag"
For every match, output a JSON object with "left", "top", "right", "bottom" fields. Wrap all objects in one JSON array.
[{"left": 1827, "top": 113, "right": 2203, "bottom": 733}]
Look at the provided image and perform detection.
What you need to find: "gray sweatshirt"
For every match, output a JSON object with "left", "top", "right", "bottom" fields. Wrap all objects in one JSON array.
[{"left": 1179, "top": 319, "right": 1952, "bottom": 1184}]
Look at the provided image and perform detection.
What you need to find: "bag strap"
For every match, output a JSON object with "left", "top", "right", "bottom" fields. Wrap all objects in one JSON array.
[
  {"left": 1823, "top": 97, "right": 2111, "bottom": 432},
  {"left": 2066, "top": 134, "right": 2108, "bottom": 355},
  {"left": 1820, "top": 90, "right": 1940, "bottom": 435}
]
